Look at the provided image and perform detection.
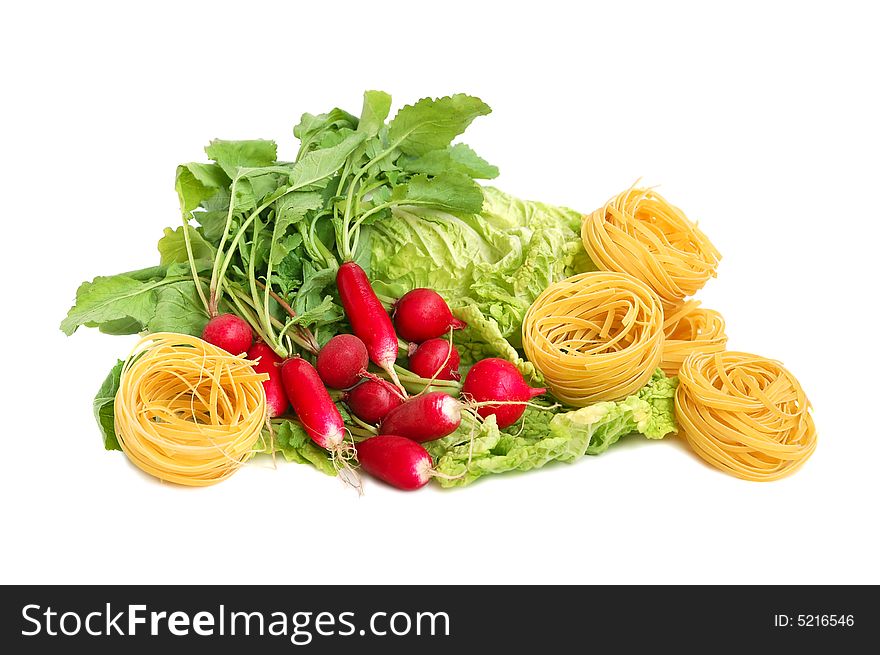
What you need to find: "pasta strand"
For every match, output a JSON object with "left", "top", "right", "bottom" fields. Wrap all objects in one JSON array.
[{"left": 660, "top": 300, "right": 728, "bottom": 375}]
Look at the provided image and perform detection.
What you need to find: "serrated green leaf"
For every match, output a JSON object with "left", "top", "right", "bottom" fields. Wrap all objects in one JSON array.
[
  {"left": 233, "top": 168, "right": 289, "bottom": 213},
  {"left": 205, "top": 139, "right": 277, "bottom": 178},
  {"left": 284, "top": 294, "right": 341, "bottom": 329},
  {"left": 269, "top": 234, "right": 304, "bottom": 268},
  {"left": 400, "top": 143, "right": 498, "bottom": 179},
  {"left": 288, "top": 131, "right": 367, "bottom": 190},
  {"left": 392, "top": 172, "right": 484, "bottom": 214},
  {"left": 157, "top": 226, "right": 215, "bottom": 266},
  {"left": 174, "top": 163, "right": 229, "bottom": 216},
  {"left": 363, "top": 135, "right": 400, "bottom": 176},
  {"left": 316, "top": 127, "right": 358, "bottom": 150},
  {"left": 146, "top": 281, "right": 210, "bottom": 336},
  {"left": 193, "top": 188, "right": 231, "bottom": 242},
  {"left": 60, "top": 275, "right": 163, "bottom": 336},
  {"left": 294, "top": 108, "right": 358, "bottom": 144},
  {"left": 294, "top": 264, "right": 337, "bottom": 316},
  {"left": 275, "top": 192, "right": 324, "bottom": 231},
  {"left": 387, "top": 94, "right": 491, "bottom": 156},
  {"left": 276, "top": 246, "right": 304, "bottom": 293},
  {"left": 268, "top": 192, "right": 323, "bottom": 271}
]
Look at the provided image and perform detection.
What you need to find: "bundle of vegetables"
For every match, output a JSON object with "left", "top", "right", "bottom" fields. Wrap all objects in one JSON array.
[{"left": 63, "top": 91, "right": 678, "bottom": 490}]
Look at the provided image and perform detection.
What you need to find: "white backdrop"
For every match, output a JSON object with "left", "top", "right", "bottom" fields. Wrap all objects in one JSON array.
[{"left": 2, "top": 0, "right": 878, "bottom": 585}]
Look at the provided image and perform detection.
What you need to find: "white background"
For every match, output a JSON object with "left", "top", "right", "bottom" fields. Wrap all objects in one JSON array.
[{"left": 2, "top": 0, "right": 878, "bottom": 585}]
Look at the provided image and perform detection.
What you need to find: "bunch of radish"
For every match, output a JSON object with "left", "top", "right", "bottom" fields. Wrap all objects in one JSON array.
[
  {"left": 356, "top": 357, "right": 545, "bottom": 490},
  {"left": 355, "top": 284, "right": 545, "bottom": 490},
  {"left": 199, "top": 268, "right": 546, "bottom": 492}
]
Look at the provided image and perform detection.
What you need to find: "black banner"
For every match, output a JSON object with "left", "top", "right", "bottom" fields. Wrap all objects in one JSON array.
[{"left": 1, "top": 585, "right": 875, "bottom": 652}]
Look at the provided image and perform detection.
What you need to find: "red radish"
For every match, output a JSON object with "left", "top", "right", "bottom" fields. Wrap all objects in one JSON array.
[
  {"left": 280, "top": 357, "right": 345, "bottom": 450},
  {"left": 380, "top": 391, "right": 462, "bottom": 443},
  {"left": 393, "top": 288, "right": 467, "bottom": 343},
  {"left": 202, "top": 313, "right": 253, "bottom": 355},
  {"left": 344, "top": 380, "right": 403, "bottom": 425},
  {"left": 462, "top": 358, "right": 546, "bottom": 429},
  {"left": 408, "top": 338, "right": 461, "bottom": 381},
  {"left": 247, "top": 342, "right": 288, "bottom": 417},
  {"left": 336, "top": 262, "right": 402, "bottom": 389},
  {"left": 356, "top": 436, "right": 433, "bottom": 491},
  {"left": 316, "top": 334, "right": 368, "bottom": 389}
]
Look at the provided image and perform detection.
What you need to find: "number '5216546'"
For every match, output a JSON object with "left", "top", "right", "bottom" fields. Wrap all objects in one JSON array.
[{"left": 773, "top": 614, "right": 855, "bottom": 628}]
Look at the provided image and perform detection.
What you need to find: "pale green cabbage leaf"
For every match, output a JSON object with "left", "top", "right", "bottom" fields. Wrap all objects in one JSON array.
[{"left": 425, "top": 370, "right": 678, "bottom": 487}]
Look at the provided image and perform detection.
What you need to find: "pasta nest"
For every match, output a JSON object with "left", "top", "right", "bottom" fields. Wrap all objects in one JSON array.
[
  {"left": 675, "top": 351, "right": 817, "bottom": 481},
  {"left": 522, "top": 271, "right": 665, "bottom": 405},
  {"left": 581, "top": 186, "right": 720, "bottom": 311},
  {"left": 114, "top": 333, "right": 269, "bottom": 486}
]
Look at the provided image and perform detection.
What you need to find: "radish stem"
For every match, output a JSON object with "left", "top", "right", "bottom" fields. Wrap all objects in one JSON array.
[
  {"left": 180, "top": 217, "right": 210, "bottom": 314},
  {"left": 255, "top": 280, "right": 320, "bottom": 354}
]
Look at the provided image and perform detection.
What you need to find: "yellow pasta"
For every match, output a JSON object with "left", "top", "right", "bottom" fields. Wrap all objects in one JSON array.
[
  {"left": 581, "top": 185, "right": 720, "bottom": 311},
  {"left": 522, "top": 271, "right": 664, "bottom": 405},
  {"left": 660, "top": 300, "right": 727, "bottom": 375},
  {"left": 114, "top": 332, "right": 269, "bottom": 487},
  {"left": 675, "top": 351, "right": 817, "bottom": 481}
]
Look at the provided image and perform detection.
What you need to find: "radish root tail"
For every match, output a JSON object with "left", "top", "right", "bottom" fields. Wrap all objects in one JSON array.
[
  {"left": 383, "top": 364, "right": 408, "bottom": 398},
  {"left": 332, "top": 436, "right": 363, "bottom": 496},
  {"left": 464, "top": 399, "right": 560, "bottom": 412}
]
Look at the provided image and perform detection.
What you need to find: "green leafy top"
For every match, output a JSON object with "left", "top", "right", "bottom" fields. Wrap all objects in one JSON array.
[
  {"left": 185, "top": 91, "right": 495, "bottom": 357},
  {"left": 324, "top": 92, "right": 494, "bottom": 262},
  {"left": 62, "top": 90, "right": 495, "bottom": 359}
]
